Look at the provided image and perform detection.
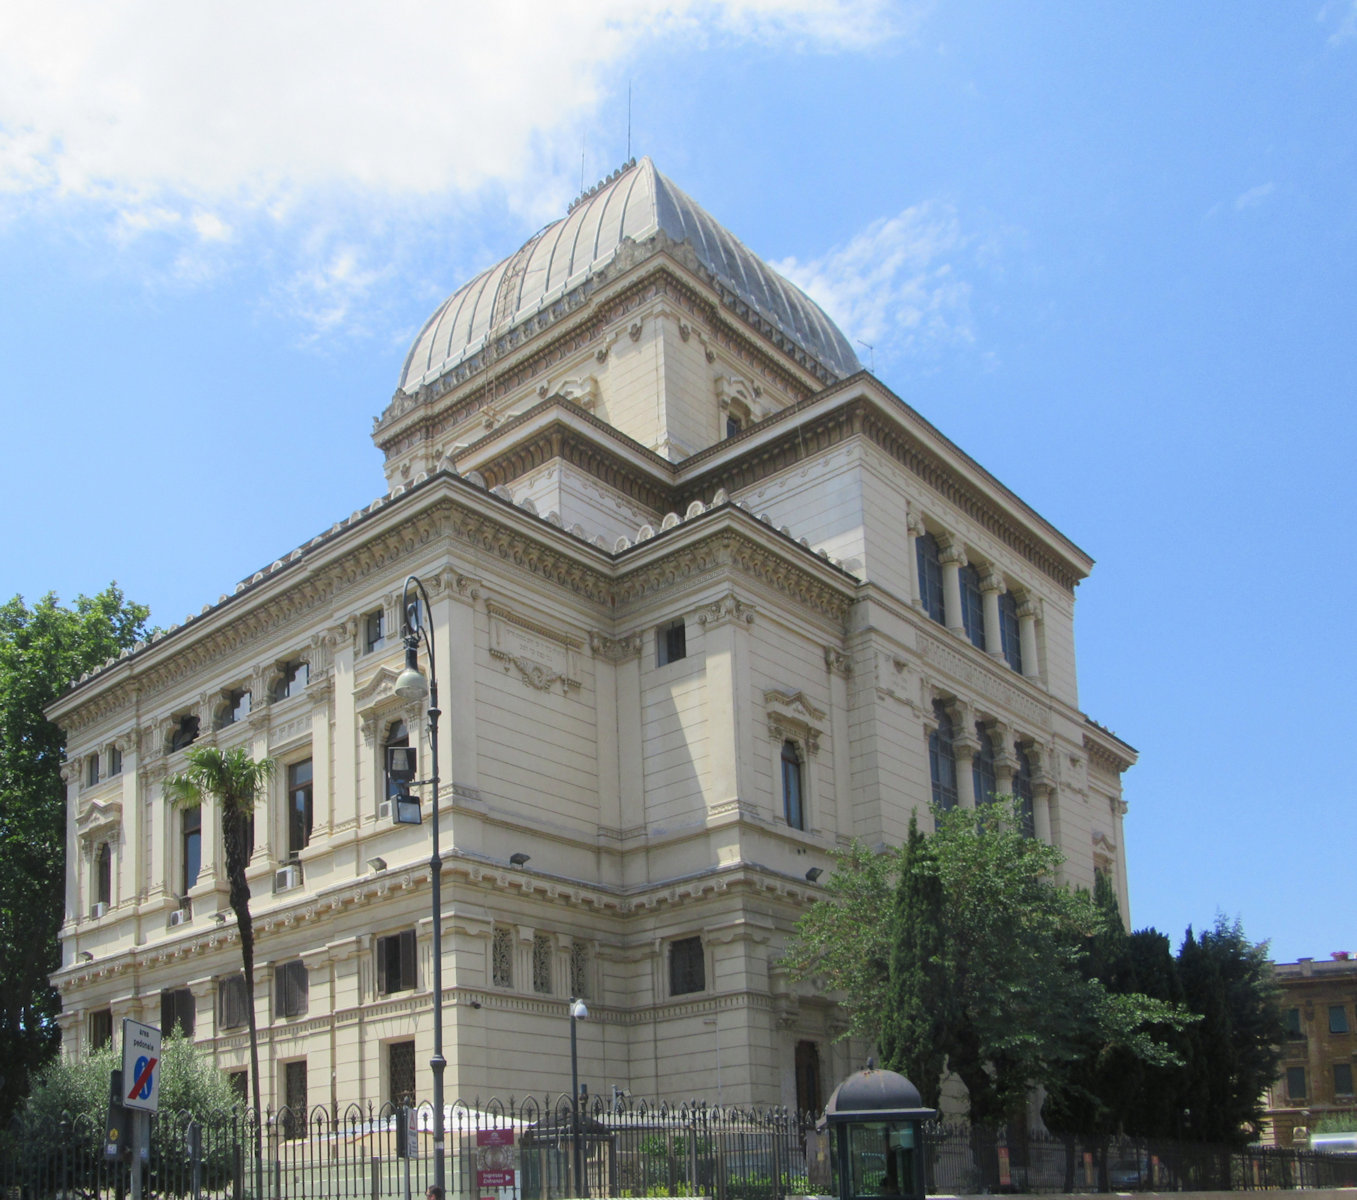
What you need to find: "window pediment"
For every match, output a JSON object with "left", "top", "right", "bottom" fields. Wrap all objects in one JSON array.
[
  {"left": 764, "top": 688, "right": 824, "bottom": 754},
  {"left": 77, "top": 797, "right": 123, "bottom": 845}
]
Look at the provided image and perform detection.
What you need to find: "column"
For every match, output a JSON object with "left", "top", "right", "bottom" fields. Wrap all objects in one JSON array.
[
  {"left": 824, "top": 646, "right": 853, "bottom": 838},
  {"left": 981, "top": 570, "right": 1004, "bottom": 658},
  {"left": 904, "top": 510, "right": 923, "bottom": 608},
  {"left": 1031, "top": 745, "right": 1054, "bottom": 843},
  {"left": 951, "top": 704, "right": 978, "bottom": 809},
  {"left": 698, "top": 592, "right": 757, "bottom": 812},
  {"left": 331, "top": 619, "right": 357, "bottom": 831},
  {"left": 939, "top": 539, "right": 967, "bottom": 636},
  {"left": 1018, "top": 596, "right": 1041, "bottom": 680}
]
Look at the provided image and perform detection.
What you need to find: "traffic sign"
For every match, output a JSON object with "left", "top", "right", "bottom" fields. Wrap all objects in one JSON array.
[{"left": 121, "top": 1019, "right": 162, "bottom": 1112}]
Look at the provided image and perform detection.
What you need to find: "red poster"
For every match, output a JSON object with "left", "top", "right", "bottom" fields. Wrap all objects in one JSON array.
[{"left": 477, "top": 1128, "right": 516, "bottom": 1189}]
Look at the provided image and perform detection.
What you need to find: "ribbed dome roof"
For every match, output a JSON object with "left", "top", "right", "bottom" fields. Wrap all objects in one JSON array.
[{"left": 398, "top": 157, "right": 860, "bottom": 395}]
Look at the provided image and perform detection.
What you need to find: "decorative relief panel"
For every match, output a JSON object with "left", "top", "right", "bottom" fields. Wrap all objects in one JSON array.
[
  {"left": 697, "top": 591, "right": 756, "bottom": 629},
  {"left": 588, "top": 631, "right": 643, "bottom": 662},
  {"left": 918, "top": 627, "right": 1046, "bottom": 727},
  {"left": 764, "top": 689, "right": 825, "bottom": 755},
  {"left": 487, "top": 604, "right": 582, "bottom": 694}
]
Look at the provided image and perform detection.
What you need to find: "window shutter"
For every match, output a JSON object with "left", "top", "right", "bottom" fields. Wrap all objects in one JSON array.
[{"left": 400, "top": 929, "right": 417, "bottom": 990}]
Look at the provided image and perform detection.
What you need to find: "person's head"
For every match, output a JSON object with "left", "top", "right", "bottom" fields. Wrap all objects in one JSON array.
[{"left": 426, "top": 1187, "right": 444, "bottom": 1200}]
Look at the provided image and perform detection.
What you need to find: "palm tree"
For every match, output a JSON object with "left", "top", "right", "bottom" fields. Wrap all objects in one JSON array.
[{"left": 164, "top": 745, "right": 274, "bottom": 1162}]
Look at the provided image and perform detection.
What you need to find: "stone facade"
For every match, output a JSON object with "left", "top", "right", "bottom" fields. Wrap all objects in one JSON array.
[
  {"left": 50, "top": 158, "right": 1134, "bottom": 1115},
  {"left": 1264, "top": 957, "right": 1357, "bottom": 1146}
]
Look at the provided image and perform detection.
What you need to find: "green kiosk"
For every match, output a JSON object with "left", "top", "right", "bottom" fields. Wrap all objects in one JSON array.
[{"left": 820, "top": 1065, "right": 936, "bottom": 1200}]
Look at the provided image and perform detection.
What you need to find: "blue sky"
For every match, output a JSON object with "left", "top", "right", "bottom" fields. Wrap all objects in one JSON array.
[{"left": 2, "top": 1, "right": 1353, "bottom": 965}]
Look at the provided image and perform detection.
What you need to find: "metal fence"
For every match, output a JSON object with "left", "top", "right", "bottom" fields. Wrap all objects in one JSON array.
[{"left": 5, "top": 1099, "right": 1357, "bottom": 1199}]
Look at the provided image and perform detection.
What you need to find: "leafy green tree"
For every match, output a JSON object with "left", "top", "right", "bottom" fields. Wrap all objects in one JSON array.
[
  {"left": 163, "top": 747, "right": 274, "bottom": 1159},
  {"left": 0, "top": 586, "right": 149, "bottom": 1120},
  {"left": 1175, "top": 916, "right": 1283, "bottom": 1146},
  {"left": 786, "top": 801, "right": 1184, "bottom": 1128}
]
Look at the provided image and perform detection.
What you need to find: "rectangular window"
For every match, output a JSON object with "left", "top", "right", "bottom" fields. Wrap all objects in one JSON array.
[
  {"left": 1286, "top": 1066, "right": 1307, "bottom": 1101},
  {"left": 86, "top": 754, "right": 100, "bottom": 787},
  {"left": 89, "top": 1009, "right": 113, "bottom": 1050},
  {"left": 95, "top": 842, "right": 112, "bottom": 908},
  {"left": 161, "top": 987, "right": 195, "bottom": 1036},
  {"left": 532, "top": 933, "right": 553, "bottom": 995},
  {"left": 1336, "top": 1063, "right": 1355, "bottom": 1096},
  {"left": 657, "top": 618, "right": 686, "bottom": 666},
  {"left": 287, "top": 759, "right": 313, "bottom": 858},
  {"left": 928, "top": 703, "right": 957, "bottom": 810},
  {"left": 182, "top": 805, "right": 202, "bottom": 893},
  {"left": 669, "top": 936, "right": 706, "bottom": 996},
  {"left": 276, "top": 960, "right": 309, "bottom": 1019},
  {"left": 219, "top": 974, "right": 250, "bottom": 1030},
  {"left": 959, "top": 563, "right": 985, "bottom": 649},
  {"left": 781, "top": 740, "right": 804, "bottom": 830},
  {"left": 492, "top": 926, "right": 513, "bottom": 988},
  {"left": 998, "top": 591, "right": 1023, "bottom": 672},
  {"left": 389, "top": 1040, "right": 416, "bottom": 1107},
  {"left": 1284, "top": 1007, "right": 1303, "bottom": 1038},
  {"left": 1330, "top": 1005, "right": 1350, "bottom": 1034},
  {"left": 377, "top": 930, "right": 417, "bottom": 995},
  {"left": 228, "top": 1070, "right": 248, "bottom": 1103},
  {"left": 916, "top": 532, "right": 944, "bottom": 624},
  {"left": 282, "top": 1060, "right": 307, "bottom": 1139},
  {"left": 108, "top": 745, "right": 122, "bottom": 776},
  {"left": 570, "top": 940, "right": 591, "bottom": 1000},
  {"left": 365, "top": 610, "right": 386, "bottom": 653}
]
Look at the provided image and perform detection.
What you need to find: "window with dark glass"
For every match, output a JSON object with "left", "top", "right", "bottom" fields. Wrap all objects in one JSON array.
[
  {"left": 384, "top": 721, "right": 410, "bottom": 812},
  {"left": 222, "top": 689, "right": 251, "bottom": 726},
  {"left": 916, "top": 533, "right": 944, "bottom": 624},
  {"left": 282, "top": 1060, "right": 307, "bottom": 1139},
  {"left": 669, "top": 936, "right": 706, "bottom": 996},
  {"left": 1284, "top": 1007, "right": 1303, "bottom": 1038},
  {"left": 182, "top": 805, "right": 202, "bottom": 893},
  {"left": 1336, "top": 1063, "right": 1355, "bottom": 1096},
  {"left": 95, "top": 842, "right": 112, "bottom": 909},
  {"left": 170, "top": 715, "right": 200, "bottom": 753},
  {"left": 86, "top": 754, "right": 100, "bottom": 787},
  {"left": 287, "top": 759, "right": 313, "bottom": 858},
  {"left": 781, "top": 739, "right": 804, "bottom": 830},
  {"left": 161, "top": 987, "right": 195, "bottom": 1036},
  {"left": 1013, "top": 744, "right": 1036, "bottom": 837},
  {"left": 274, "top": 661, "right": 309, "bottom": 701},
  {"left": 276, "top": 960, "right": 308, "bottom": 1018},
  {"left": 389, "top": 1040, "right": 416, "bottom": 1106},
  {"left": 219, "top": 974, "right": 249, "bottom": 1029},
  {"left": 725, "top": 413, "right": 743, "bottom": 438},
  {"left": 229, "top": 1071, "right": 248, "bottom": 1103},
  {"left": 657, "top": 618, "right": 686, "bottom": 666},
  {"left": 1286, "top": 1066, "right": 1307, "bottom": 1101},
  {"left": 998, "top": 591, "right": 1023, "bottom": 672},
  {"left": 108, "top": 744, "right": 122, "bottom": 776},
  {"left": 928, "top": 702, "right": 957, "bottom": 810},
  {"left": 959, "top": 563, "right": 985, "bottom": 649},
  {"left": 365, "top": 610, "right": 386, "bottom": 654},
  {"left": 377, "top": 930, "right": 417, "bottom": 995},
  {"left": 972, "top": 726, "right": 996, "bottom": 806},
  {"left": 89, "top": 1009, "right": 113, "bottom": 1049},
  {"left": 1330, "top": 1005, "right": 1350, "bottom": 1034}
]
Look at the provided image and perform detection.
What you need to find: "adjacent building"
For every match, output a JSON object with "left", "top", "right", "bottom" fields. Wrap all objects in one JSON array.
[
  {"left": 49, "top": 157, "right": 1135, "bottom": 1116},
  {"left": 1264, "top": 956, "right": 1357, "bottom": 1146}
]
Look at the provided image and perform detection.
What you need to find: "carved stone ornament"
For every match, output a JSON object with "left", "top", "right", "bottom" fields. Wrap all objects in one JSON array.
[
  {"left": 487, "top": 603, "right": 581, "bottom": 694},
  {"left": 588, "top": 631, "right": 643, "bottom": 662},
  {"left": 697, "top": 592, "right": 756, "bottom": 629},
  {"left": 764, "top": 688, "right": 825, "bottom": 755},
  {"left": 824, "top": 646, "right": 852, "bottom": 677}
]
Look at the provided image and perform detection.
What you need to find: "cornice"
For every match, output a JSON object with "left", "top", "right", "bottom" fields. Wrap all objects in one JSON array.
[{"left": 1083, "top": 725, "right": 1138, "bottom": 776}]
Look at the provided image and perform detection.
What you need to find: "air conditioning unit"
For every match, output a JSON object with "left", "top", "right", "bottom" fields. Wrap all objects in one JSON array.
[
  {"left": 378, "top": 800, "right": 391, "bottom": 821},
  {"left": 90, "top": 901, "right": 107, "bottom": 919},
  {"left": 168, "top": 909, "right": 188, "bottom": 927},
  {"left": 274, "top": 864, "right": 301, "bottom": 893}
]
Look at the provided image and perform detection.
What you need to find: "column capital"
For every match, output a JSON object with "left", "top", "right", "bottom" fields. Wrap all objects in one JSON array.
[
  {"left": 939, "top": 538, "right": 967, "bottom": 568},
  {"left": 979, "top": 569, "right": 1004, "bottom": 595}
]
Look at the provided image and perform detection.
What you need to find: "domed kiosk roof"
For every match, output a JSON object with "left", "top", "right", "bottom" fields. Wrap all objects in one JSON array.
[
  {"left": 822, "top": 1066, "right": 935, "bottom": 1124},
  {"left": 398, "top": 157, "right": 860, "bottom": 395}
]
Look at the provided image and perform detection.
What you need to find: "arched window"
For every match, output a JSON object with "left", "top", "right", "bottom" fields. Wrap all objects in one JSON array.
[
  {"left": 916, "top": 533, "right": 944, "bottom": 624},
  {"left": 781, "top": 739, "right": 804, "bottom": 830},
  {"left": 960, "top": 563, "right": 985, "bottom": 649},
  {"left": 972, "top": 726, "right": 997, "bottom": 805},
  {"left": 170, "top": 715, "right": 200, "bottom": 753},
  {"left": 1013, "top": 743, "right": 1035, "bottom": 837},
  {"left": 273, "top": 661, "right": 309, "bottom": 702},
  {"left": 929, "top": 702, "right": 957, "bottom": 810}
]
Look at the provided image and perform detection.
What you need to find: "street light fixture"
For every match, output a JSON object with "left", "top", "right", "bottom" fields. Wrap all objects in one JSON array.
[
  {"left": 569, "top": 997, "right": 589, "bottom": 1197},
  {"left": 394, "top": 574, "right": 446, "bottom": 1194}
]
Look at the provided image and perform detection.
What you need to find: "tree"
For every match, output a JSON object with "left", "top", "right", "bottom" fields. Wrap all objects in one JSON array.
[
  {"left": 786, "top": 801, "right": 1184, "bottom": 1127},
  {"left": 0, "top": 586, "right": 149, "bottom": 1120},
  {"left": 163, "top": 747, "right": 274, "bottom": 1162}
]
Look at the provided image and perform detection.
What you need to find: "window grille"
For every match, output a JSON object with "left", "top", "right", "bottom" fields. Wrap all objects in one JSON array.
[
  {"left": 389, "top": 1040, "right": 416, "bottom": 1106},
  {"left": 532, "top": 933, "right": 553, "bottom": 995},
  {"left": 570, "top": 941, "right": 591, "bottom": 999},
  {"left": 669, "top": 936, "right": 706, "bottom": 996},
  {"left": 492, "top": 926, "right": 513, "bottom": 988},
  {"left": 282, "top": 1061, "right": 307, "bottom": 1139}
]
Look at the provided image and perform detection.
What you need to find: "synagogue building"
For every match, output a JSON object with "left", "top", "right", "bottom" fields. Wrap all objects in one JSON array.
[{"left": 50, "top": 157, "right": 1135, "bottom": 1116}]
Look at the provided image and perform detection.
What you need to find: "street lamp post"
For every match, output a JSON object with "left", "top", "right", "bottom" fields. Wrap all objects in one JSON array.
[
  {"left": 569, "top": 997, "right": 588, "bottom": 1197},
  {"left": 394, "top": 575, "right": 445, "bottom": 1194}
]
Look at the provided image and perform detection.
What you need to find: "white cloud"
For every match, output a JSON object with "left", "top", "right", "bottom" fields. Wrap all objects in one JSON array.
[
  {"left": 772, "top": 202, "right": 976, "bottom": 367},
  {"left": 1320, "top": 0, "right": 1357, "bottom": 46},
  {"left": 0, "top": 0, "right": 899, "bottom": 216},
  {"left": 1234, "top": 182, "right": 1275, "bottom": 211}
]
